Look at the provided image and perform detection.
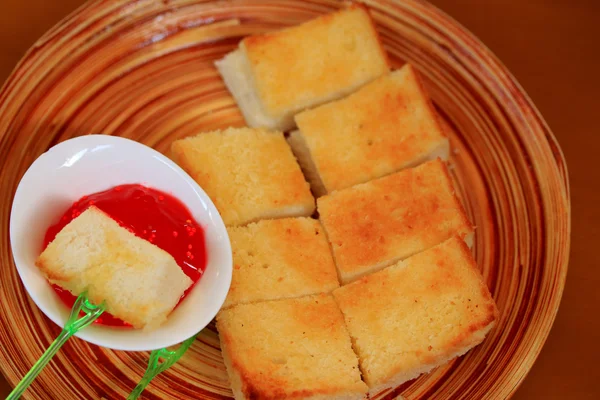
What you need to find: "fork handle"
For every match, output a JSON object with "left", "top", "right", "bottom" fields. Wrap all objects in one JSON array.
[
  {"left": 127, "top": 349, "right": 163, "bottom": 400},
  {"left": 127, "top": 370, "right": 155, "bottom": 400},
  {"left": 6, "top": 329, "right": 73, "bottom": 399},
  {"left": 127, "top": 335, "right": 196, "bottom": 400},
  {"left": 7, "top": 293, "right": 104, "bottom": 399}
]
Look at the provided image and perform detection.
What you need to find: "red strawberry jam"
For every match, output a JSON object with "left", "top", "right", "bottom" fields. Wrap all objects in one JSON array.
[{"left": 43, "top": 184, "right": 207, "bottom": 327}]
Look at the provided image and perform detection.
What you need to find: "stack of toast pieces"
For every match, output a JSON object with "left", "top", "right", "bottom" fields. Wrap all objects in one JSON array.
[{"left": 170, "top": 4, "right": 498, "bottom": 399}]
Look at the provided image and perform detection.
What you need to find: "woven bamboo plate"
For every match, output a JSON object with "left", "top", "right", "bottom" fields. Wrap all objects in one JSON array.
[{"left": 0, "top": 0, "right": 570, "bottom": 399}]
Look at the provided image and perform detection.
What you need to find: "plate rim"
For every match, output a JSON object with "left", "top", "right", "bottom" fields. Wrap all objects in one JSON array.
[{"left": 0, "top": 0, "right": 572, "bottom": 398}]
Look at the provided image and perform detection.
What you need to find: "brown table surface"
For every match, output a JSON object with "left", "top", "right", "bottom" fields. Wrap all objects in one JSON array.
[{"left": 1, "top": 0, "right": 598, "bottom": 398}]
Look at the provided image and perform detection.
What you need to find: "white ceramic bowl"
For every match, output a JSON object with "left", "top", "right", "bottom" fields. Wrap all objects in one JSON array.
[{"left": 9, "top": 135, "right": 232, "bottom": 351}]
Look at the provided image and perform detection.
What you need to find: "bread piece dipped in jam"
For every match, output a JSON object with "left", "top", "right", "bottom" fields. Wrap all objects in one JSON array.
[
  {"left": 215, "top": 4, "right": 390, "bottom": 131},
  {"left": 290, "top": 65, "right": 449, "bottom": 196},
  {"left": 217, "top": 294, "right": 368, "bottom": 400},
  {"left": 333, "top": 236, "right": 499, "bottom": 395},
  {"left": 318, "top": 159, "right": 474, "bottom": 284},
  {"left": 171, "top": 127, "right": 315, "bottom": 227},
  {"left": 36, "top": 206, "right": 192, "bottom": 330}
]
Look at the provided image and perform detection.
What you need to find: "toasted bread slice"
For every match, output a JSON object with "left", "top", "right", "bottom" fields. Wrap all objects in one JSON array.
[
  {"left": 290, "top": 65, "right": 449, "bottom": 196},
  {"left": 215, "top": 4, "right": 390, "bottom": 131},
  {"left": 333, "top": 237, "right": 499, "bottom": 395},
  {"left": 217, "top": 294, "right": 368, "bottom": 400},
  {"left": 317, "top": 159, "right": 474, "bottom": 284},
  {"left": 36, "top": 206, "right": 193, "bottom": 330},
  {"left": 171, "top": 127, "right": 315, "bottom": 226},
  {"left": 224, "top": 218, "right": 339, "bottom": 308}
]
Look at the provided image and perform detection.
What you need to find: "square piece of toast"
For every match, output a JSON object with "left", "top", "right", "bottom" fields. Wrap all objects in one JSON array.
[
  {"left": 224, "top": 218, "right": 339, "bottom": 308},
  {"left": 317, "top": 159, "right": 474, "bottom": 284},
  {"left": 171, "top": 127, "right": 315, "bottom": 226},
  {"left": 333, "top": 236, "right": 499, "bottom": 394},
  {"left": 215, "top": 4, "right": 390, "bottom": 131},
  {"left": 290, "top": 65, "right": 449, "bottom": 196},
  {"left": 217, "top": 294, "right": 368, "bottom": 400},
  {"left": 36, "top": 206, "right": 193, "bottom": 330}
]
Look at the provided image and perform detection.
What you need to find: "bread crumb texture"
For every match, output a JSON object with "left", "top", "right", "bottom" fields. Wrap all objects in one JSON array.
[
  {"left": 242, "top": 4, "right": 389, "bottom": 120},
  {"left": 171, "top": 127, "right": 315, "bottom": 226},
  {"left": 217, "top": 294, "right": 368, "bottom": 400},
  {"left": 294, "top": 65, "right": 449, "bottom": 193},
  {"left": 333, "top": 237, "right": 499, "bottom": 390},
  {"left": 318, "top": 159, "right": 474, "bottom": 284},
  {"left": 36, "top": 207, "right": 192, "bottom": 330},
  {"left": 224, "top": 218, "right": 339, "bottom": 308}
]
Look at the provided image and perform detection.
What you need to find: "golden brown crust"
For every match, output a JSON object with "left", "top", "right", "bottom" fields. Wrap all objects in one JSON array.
[
  {"left": 332, "top": 236, "right": 498, "bottom": 389},
  {"left": 318, "top": 159, "right": 474, "bottom": 284},
  {"left": 217, "top": 294, "right": 368, "bottom": 399},
  {"left": 356, "top": 3, "right": 391, "bottom": 69},
  {"left": 170, "top": 128, "right": 315, "bottom": 226},
  {"left": 295, "top": 65, "right": 449, "bottom": 193},
  {"left": 241, "top": 4, "right": 390, "bottom": 121},
  {"left": 224, "top": 218, "right": 340, "bottom": 308}
]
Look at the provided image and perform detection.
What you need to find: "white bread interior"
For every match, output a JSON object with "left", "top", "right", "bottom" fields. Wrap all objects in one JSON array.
[
  {"left": 215, "top": 49, "right": 276, "bottom": 129},
  {"left": 36, "top": 206, "right": 192, "bottom": 330}
]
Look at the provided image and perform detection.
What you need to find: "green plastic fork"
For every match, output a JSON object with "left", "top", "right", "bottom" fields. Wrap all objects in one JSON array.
[
  {"left": 7, "top": 292, "right": 105, "bottom": 400},
  {"left": 127, "top": 335, "right": 197, "bottom": 400},
  {"left": 7, "top": 290, "right": 194, "bottom": 400}
]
